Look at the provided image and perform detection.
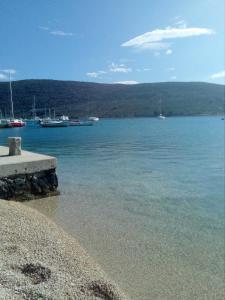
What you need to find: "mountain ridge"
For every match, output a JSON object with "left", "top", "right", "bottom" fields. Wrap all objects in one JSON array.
[{"left": 0, "top": 80, "right": 224, "bottom": 117}]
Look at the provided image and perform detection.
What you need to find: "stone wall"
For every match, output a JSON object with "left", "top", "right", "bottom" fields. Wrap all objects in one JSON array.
[{"left": 0, "top": 169, "right": 59, "bottom": 201}]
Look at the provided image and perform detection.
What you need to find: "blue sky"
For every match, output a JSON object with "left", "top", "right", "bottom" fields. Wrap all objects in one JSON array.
[{"left": 0, "top": 0, "right": 224, "bottom": 84}]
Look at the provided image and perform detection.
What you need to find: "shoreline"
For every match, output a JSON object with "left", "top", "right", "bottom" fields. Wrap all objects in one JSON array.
[{"left": 0, "top": 200, "right": 128, "bottom": 300}]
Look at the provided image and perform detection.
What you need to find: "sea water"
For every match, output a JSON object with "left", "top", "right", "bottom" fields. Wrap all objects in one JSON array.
[{"left": 0, "top": 117, "right": 224, "bottom": 299}]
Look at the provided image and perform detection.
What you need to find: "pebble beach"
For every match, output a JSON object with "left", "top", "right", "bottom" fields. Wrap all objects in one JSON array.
[{"left": 0, "top": 200, "right": 128, "bottom": 300}]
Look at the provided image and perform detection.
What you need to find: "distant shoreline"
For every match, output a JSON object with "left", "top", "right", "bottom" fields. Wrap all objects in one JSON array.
[{"left": 0, "top": 80, "right": 223, "bottom": 118}]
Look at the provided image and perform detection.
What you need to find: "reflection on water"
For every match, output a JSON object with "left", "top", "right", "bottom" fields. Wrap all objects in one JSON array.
[{"left": 1, "top": 117, "right": 224, "bottom": 300}]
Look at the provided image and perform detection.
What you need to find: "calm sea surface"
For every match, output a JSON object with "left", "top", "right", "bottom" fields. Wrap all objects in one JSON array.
[{"left": 0, "top": 117, "right": 224, "bottom": 299}]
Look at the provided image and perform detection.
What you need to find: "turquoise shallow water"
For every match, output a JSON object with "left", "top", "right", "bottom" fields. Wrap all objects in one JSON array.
[{"left": 0, "top": 117, "right": 224, "bottom": 299}]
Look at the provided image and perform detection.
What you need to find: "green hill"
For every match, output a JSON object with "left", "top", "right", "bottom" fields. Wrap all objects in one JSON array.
[{"left": 0, "top": 80, "right": 224, "bottom": 117}]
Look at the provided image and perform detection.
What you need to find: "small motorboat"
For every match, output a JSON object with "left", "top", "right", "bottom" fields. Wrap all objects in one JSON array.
[
  {"left": 10, "top": 119, "right": 26, "bottom": 127},
  {"left": 0, "top": 119, "right": 12, "bottom": 128},
  {"left": 88, "top": 116, "right": 99, "bottom": 122},
  {"left": 70, "top": 119, "right": 94, "bottom": 126}
]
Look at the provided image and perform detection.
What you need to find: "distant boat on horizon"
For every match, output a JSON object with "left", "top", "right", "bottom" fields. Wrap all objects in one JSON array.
[
  {"left": 40, "top": 119, "right": 69, "bottom": 127},
  {"left": 158, "top": 113, "right": 166, "bottom": 120},
  {"left": 88, "top": 116, "right": 99, "bottom": 122},
  {"left": 40, "top": 115, "right": 69, "bottom": 127},
  {"left": 70, "top": 119, "right": 94, "bottom": 126},
  {"left": 158, "top": 98, "right": 166, "bottom": 120}
]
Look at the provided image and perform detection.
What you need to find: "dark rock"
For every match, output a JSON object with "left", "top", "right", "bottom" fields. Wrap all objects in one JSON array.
[
  {"left": 31, "top": 176, "right": 42, "bottom": 194},
  {"left": 14, "top": 178, "right": 29, "bottom": 195},
  {"left": 0, "top": 180, "right": 10, "bottom": 199},
  {"left": 20, "top": 263, "right": 51, "bottom": 284},
  {"left": 0, "top": 169, "right": 59, "bottom": 201},
  {"left": 87, "top": 280, "right": 119, "bottom": 300},
  {"left": 38, "top": 178, "right": 50, "bottom": 194},
  {"left": 46, "top": 170, "right": 58, "bottom": 190}
]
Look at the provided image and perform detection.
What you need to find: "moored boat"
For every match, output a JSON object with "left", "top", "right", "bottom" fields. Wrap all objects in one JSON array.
[
  {"left": 157, "top": 98, "right": 166, "bottom": 120},
  {"left": 158, "top": 114, "right": 166, "bottom": 120},
  {"left": 10, "top": 119, "right": 26, "bottom": 127},
  {"left": 40, "top": 119, "right": 69, "bottom": 127},
  {"left": 70, "top": 119, "right": 94, "bottom": 126},
  {"left": 4, "top": 71, "right": 26, "bottom": 127},
  {"left": 88, "top": 116, "right": 99, "bottom": 122},
  {"left": 0, "top": 119, "right": 12, "bottom": 128}
]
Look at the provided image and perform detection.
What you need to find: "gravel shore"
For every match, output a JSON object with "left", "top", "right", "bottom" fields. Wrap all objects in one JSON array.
[{"left": 0, "top": 200, "right": 128, "bottom": 300}]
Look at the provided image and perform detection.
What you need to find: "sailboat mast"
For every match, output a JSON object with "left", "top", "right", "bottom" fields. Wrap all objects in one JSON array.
[
  {"left": 159, "top": 98, "right": 162, "bottom": 115},
  {"left": 33, "top": 96, "right": 36, "bottom": 119},
  {"left": 9, "top": 72, "right": 14, "bottom": 119}
]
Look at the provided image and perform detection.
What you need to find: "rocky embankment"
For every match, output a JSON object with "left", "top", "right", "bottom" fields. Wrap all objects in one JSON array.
[
  {"left": 0, "top": 169, "right": 58, "bottom": 201},
  {"left": 0, "top": 200, "right": 128, "bottom": 300}
]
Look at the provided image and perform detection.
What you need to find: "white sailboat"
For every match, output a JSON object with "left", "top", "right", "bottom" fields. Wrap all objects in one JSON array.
[
  {"left": 158, "top": 98, "right": 166, "bottom": 119},
  {"left": 88, "top": 116, "right": 99, "bottom": 122},
  {"left": 40, "top": 109, "right": 69, "bottom": 127},
  {"left": 8, "top": 72, "right": 26, "bottom": 127},
  {"left": 32, "top": 96, "right": 40, "bottom": 121},
  {"left": 0, "top": 109, "right": 12, "bottom": 128}
]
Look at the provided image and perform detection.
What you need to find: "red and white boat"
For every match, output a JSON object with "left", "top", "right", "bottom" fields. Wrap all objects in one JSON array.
[
  {"left": 5, "top": 72, "right": 26, "bottom": 128},
  {"left": 10, "top": 119, "right": 26, "bottom": 127}
]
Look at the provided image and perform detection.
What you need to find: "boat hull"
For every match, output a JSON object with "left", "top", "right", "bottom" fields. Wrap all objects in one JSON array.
[
  {"left": 10, "top": 119, "right": 26, "bottom": 127},
  {"left": 0, "top": 119, "right": 12, "bottom": 128},
  {"left": 40, "top": 120, "right": 69, "bottom": 127},
  {"left": 11, "top": 122, "right": 26, "bottom": 127},
  {"left": 70, "top": 120, "right": 93, "bottom": 126},
  {"left": 0, "top": 123, "right": 12, "bottom": 129}
]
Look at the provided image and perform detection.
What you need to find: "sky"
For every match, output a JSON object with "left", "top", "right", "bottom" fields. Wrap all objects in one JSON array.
[{"left": 0, "top": 0, "right": 224, "bottom": 84}]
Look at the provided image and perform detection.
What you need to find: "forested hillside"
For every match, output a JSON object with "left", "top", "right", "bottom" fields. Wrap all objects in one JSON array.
[{"left": 0, "top": 80, "right": 224, "bottom": 117}]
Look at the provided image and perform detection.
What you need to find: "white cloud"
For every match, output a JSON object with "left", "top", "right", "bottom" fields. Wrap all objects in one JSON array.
[
  {"left": 50, "top": 30, "right": 73, "bottom": 36},
  {"left": 39, "top": 26, "right": 74, "bottom": 37},
  {"left": 166, "top": 49, "right": 172, "bottom": 55},
  {"left": 110, "top": 63, "right": 132, "bottom": 73},
  {"left": 175, "top": 20, "right": 187, "bottom": 28},
  {"left": 170, "top": 76, "right": 177, "bottom": 80},
  {"left": 138, "top": 42, "right": 171, "bottom": 50},
  {"left": 210, "top": 70, "right": 225, "bottom": 79},
  {"left": 86, "top": 62, "right": 133, "bottom": 79},
  {"left": 136, "top": 68, "right": 151, "bottom": 72},
  {"left": 122, "top": 26, "right": 214, "bottom": 51},
  {"left": 173, "top": 17, "right": 187, "bottom": 29},
  {"left": 168, "top": 67, "right": 175, "bottom": 71},
  {"left": 0, "top": 73, "right": 8, "bottom": 80},
  {"left": 99, "top": 70, "right": 107, "bottom": 74},
  {"left": 114, "top": 80, "right": 138, "bottom": 85},
  {"left": 86, "top": 72, "right": 99, "bottom": 78},
  {"left": 86, "top": 70, "right": 107, "bottom": 78},
  {"left": 1, "top": 69, "right": 16, "bottom": 74}
]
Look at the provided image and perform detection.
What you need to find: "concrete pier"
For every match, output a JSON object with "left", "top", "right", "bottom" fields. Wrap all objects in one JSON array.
[
  {"left": 0, "top": 145, "right": 58, "bottom": 200},
  {"left": 0, "top": 146, "right": 56, "bottom": 178}
]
